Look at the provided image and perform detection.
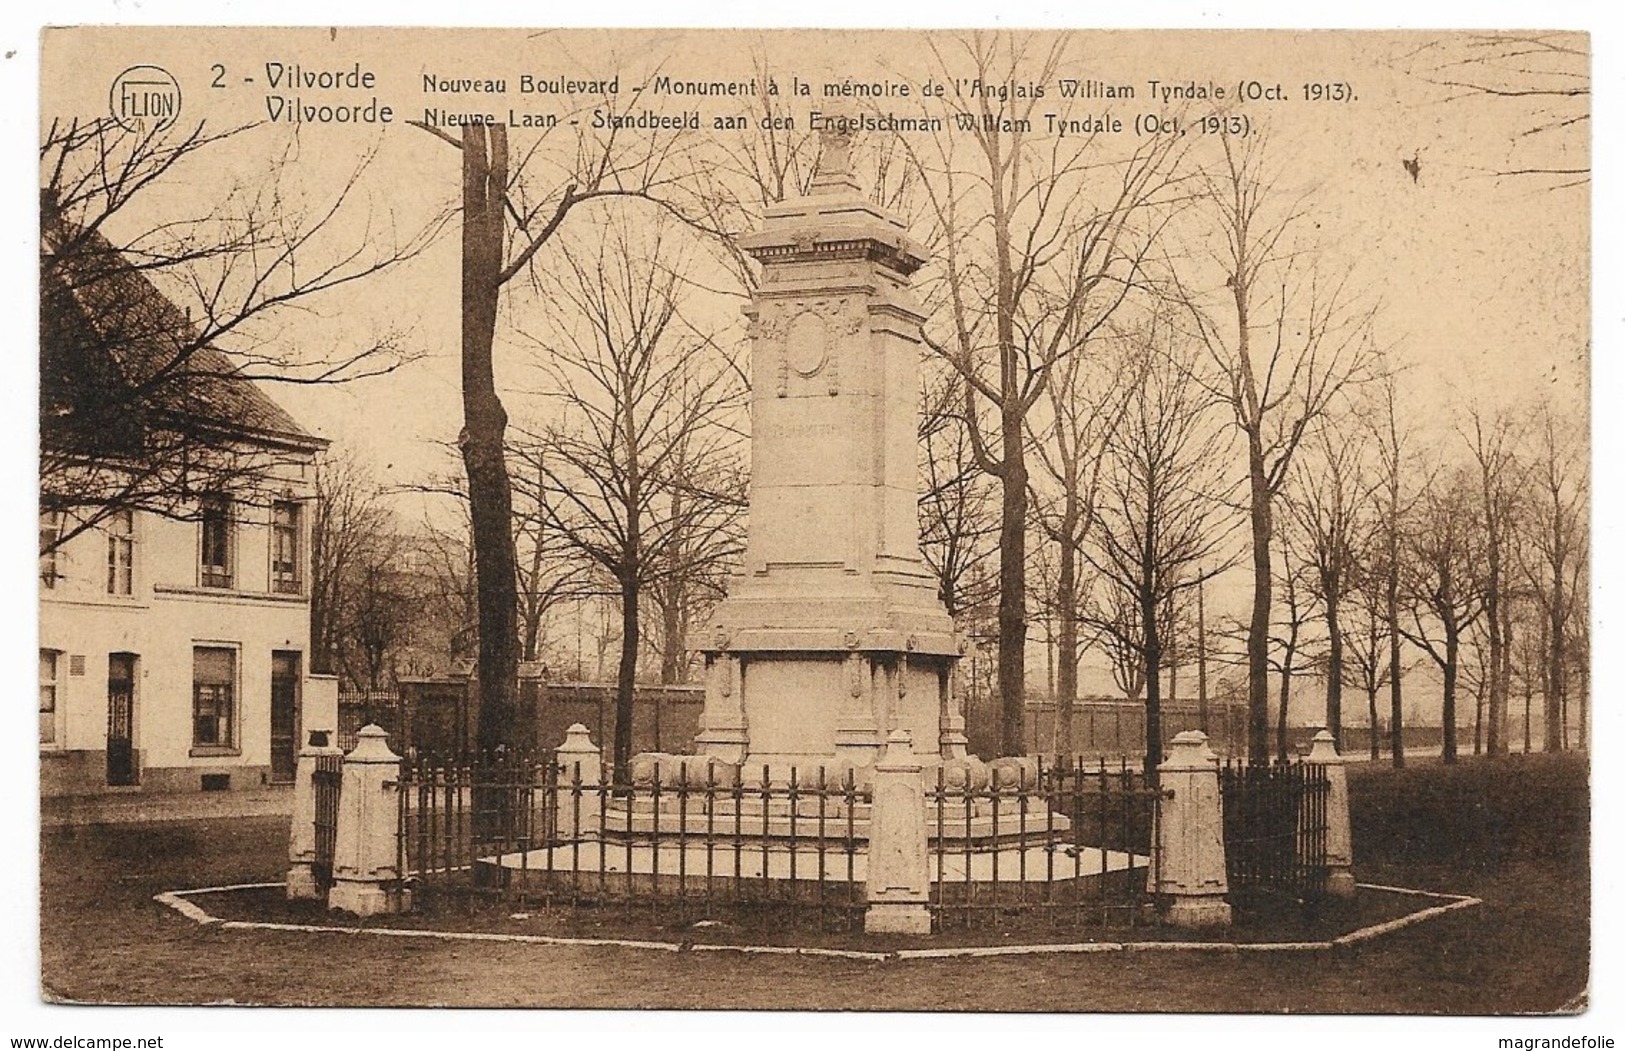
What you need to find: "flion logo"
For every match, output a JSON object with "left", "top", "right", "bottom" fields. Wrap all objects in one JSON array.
[{"left": 109, "top": 65, "right": 181, "bottom": 133}]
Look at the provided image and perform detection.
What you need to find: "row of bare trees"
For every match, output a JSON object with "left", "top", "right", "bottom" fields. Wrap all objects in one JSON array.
[{"left": 43, "top": 33, "right": 1587, "bottom": 776}]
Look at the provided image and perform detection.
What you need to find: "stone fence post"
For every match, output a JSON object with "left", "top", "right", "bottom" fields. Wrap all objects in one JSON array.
[
  {"left": 551, "top": 723, "right": 603, "bottom": 840},
  {"left": 1304, "top": 730, "right": 1356, "bottom": 897},
  {"left": 287, "top": 728, "right": 343, "bottom": 901},
  {"left": 864, "top": 730, "right": 932, "bottom": 935},
  {"left": 1155, "top": 730, "right": 1232, "bottom": 928},
  {"left": 328, "top": 724, "right": 411, "bottom": 916}
]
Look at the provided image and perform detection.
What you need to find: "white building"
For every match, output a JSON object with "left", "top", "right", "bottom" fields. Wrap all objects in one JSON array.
[{"left": 39, "top": 213, "right": 337, "bottom": 796}]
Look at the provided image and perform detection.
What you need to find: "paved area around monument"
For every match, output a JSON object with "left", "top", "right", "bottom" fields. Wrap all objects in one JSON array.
[{"left": 41, "top": 784, "right": 294, "bottom": 827}]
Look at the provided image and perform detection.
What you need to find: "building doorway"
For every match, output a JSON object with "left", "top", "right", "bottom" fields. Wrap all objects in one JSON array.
[
  {"left": 106, "top": 653, "right": 137, "bottom": 786},
  {"left": 270, "top": 651, "right": 301, "bottom": 782}
]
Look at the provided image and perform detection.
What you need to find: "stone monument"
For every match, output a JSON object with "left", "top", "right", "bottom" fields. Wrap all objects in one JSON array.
[{"left": 695, "top": 126, "right": 967, "bottom": 778}]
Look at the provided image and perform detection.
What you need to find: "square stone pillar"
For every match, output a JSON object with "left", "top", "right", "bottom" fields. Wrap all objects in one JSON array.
[
  {"left": 286, "top": 729, "right": 343, "bottom": 901},
  {"left": 1156, "top": 730, "right": 1232, "bottom": 928},
  {"left": 864, "top": 730, "right": 932, "bottom": 935},
  {"left": 328, "top": 724, "right": 411, "bottom": 917},
  {"left": 552, "top": 722, "right": 603, "bottom": 840},
  {"left": 695, "top": 649, "right": 747, "bottom": 764},
  {"left": 1304, "top": 730, "right": 1357, "bottom": 897}
]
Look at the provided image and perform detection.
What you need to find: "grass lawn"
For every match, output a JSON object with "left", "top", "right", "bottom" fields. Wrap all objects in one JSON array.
[{"left": 38, "top": 750, "right": 1588, "bottom": 1011}]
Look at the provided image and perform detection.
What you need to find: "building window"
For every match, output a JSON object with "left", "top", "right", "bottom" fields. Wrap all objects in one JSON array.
[
  {"left": 106, "top": 509, "right": 134, "bottom": 595},
  {"left": 39, "top": 650, "right": 58, "bottom": 744},
  {"left": 271, "top": 502, "right": 302, "bottom": 594},
  {"left": 200, "top": 499, "right": 233, "bottom": 588},
  {"left": 192, "top": 646, "right": 236, "bottom": 748},
  {"left": 40, "top": 511, "right": 62, "bottom": 589}
]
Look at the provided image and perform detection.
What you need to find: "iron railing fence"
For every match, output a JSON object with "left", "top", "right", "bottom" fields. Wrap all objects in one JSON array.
[
  {"left": 311, "top": 753, "right": 344, "bottom": 893},
  {"left": 927, "top": 757, "right": 1164, "bottom": 930},
  {"left": 389, "top": 753, "right": 1180, "bottom": 932},
  {"left": 393, "top": 752, "right": 867, "bottom": 931},
  {"left": 1219, "top": 759, "right": 1330, "bottom": 904}
]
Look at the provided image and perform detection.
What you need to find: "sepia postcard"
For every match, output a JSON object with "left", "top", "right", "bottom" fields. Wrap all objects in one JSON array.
[{"left": 27, "top": 19, "right": 1597, "bottom": 1039}]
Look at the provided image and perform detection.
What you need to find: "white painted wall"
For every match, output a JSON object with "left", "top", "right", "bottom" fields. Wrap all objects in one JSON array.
[{"left": 39, "top": 458, "right": 330, "bottom": 793}]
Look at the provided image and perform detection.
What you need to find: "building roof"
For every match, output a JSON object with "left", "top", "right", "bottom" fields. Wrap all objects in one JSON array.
[{"left": 40, "top": 207, "right": 326, "bottom": 456}]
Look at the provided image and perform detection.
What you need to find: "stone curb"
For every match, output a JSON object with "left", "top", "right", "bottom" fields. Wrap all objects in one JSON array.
[{"left": 154, "top": 881, "right": 1481, "bottom": 961}]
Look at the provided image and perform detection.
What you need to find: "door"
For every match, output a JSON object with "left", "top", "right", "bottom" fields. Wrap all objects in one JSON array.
[
  {"left": 106, "top": 653, "right": 137, "bottom": 786},
  {"left": 270, "top": 651, "right": 301, "bottom": 782}
]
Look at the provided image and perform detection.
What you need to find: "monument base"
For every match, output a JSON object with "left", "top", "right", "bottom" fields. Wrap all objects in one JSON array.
[
  {"left": 1327, "top": 867, "right": 1358, "bottom": 899},
  {"left": 285, "top": 863, "right": 321, "bottom": 901},
  {"left": 1162, "top": 896, "right": 1233, "bottom": 929},
  {"left": 328, "top": 879, "right": 411, "bottom": 917},
  {"left": 864, "top": 902, "right": 932, "bottom": 935}
]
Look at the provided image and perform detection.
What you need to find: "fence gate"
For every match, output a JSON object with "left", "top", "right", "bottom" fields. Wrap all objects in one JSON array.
[
  {"left": 1219, "top": 760, "right": 1330, "bottom": 903},
  {"left": 312, "top": 754, "right": 344, "bottom": 893}
]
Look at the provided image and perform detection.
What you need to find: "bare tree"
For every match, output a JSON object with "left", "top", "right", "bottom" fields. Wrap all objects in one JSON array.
[
  {"left": 1567, "top": 579, "right": 1590, "bottom": 750},
  {"left": 1401, "top": 469, "right": 1487, "bottom": 764},
  {"left": 1175, "top": 133, "right": 1377, "bottom": 762},
  {"left": 1398, "top": 33, "right": 1589, "bottom": 188},
  {"left": 1461, "top": 619, "right": 1494, "bottom": 756},
  {"left": 40, "top": 117, "right": 437, "bottom": 549},
  {"left": 1269, "top": 554, "right": 1318, "bottom": 762},
  {"left": 310, "top": 453, "right": 400, "bottom": 680},
  {"left": 1082, "top": 584, "right": 1147, "bottom": 704},
  {"left": 506, "top": 445, "right": 594, "bottom": 665},
  {"left": 1366, "top": 374, "right": 1420, "bottom": 766},
  {"left": 1030, "top": 329, "right": 1133, "bottom": 757},
  {"left": 1463, "top": 405, "right": 1524, "bottom": 755},
  {"left": 1343, "top": 559, "right": 1395, "bottom": 761},
  {"left": 903, "top": 32, "right": 1187, "bottom": 756},
  {"left": 411, "top": 85, "right": 697, "bottom": 753},
  {"left": 1082, "top": 333, "right": 1237, "bottom": 779},
  {"left": 918, "top": 370, "right": 1002, "bottom": 620},
  {"left": 1518, "top": 401, "right": 1588, "bottom": 752},
  {"left": 517, "top": 214, "right": 745, "bottom": 780},
  {"left": 1282, "top": 431, "right": 1372, "bottom": 750}
]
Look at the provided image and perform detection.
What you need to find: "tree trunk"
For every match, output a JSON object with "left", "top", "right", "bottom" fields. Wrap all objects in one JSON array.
[
  {"left": 1055, "top": 502, "right": 1079, "bottom": 760},
  {"left": 1324, "top": 585, "right": 1344, "bottom": 750},
  {"left": 660, "top": 478, "right": 687, "bottom": 685},
  {"left": 1495, "top": 594, "right": 1513, "bottom": 755},
  {"left": 460, "top": 124, "right": 520, "bottom": 756},
  {"left": 1485, "top": 546, "right": 1506, "bottom": 756},
  {"left": 1276, "top": 645, "right": 1294, "bottom": 763},
  {"left": 1473, "top": 685, "right": 1484, "bottom": 756},
  {"left": 1142, "top": 589, "right": 1162, "bottom": 786},
  {"left": 1168, "top": 634, "right": 1178, "bottom": 708},
  {"left": 997, "top": 415, "right": 1028, "bottom": 758},
  {"left": 614, "top": 574, "right": 639, "bottom": 783},
  {"left": 659, "top": 587, "right": 683, "bottom": 685},
  {"left": 1247, "top": 441, "right": 1273, "bottom": 763},
  {"left": 1523, "top": 679, "right": 1534, "bottom": 755},
  {"left": 1578, "top": 661, "right": 1588, "bottom": 751},
  {"left": 1442, "top": 631, "right": 1459, "bottom": 765},
  {"left": 1367, "top": 686, "right": 1379, "bottom": 761},
  {"left": 1387, "top": 497, "right": 1406, "bottom": 768},
  {"left": 1196, "top": 577, "right": 1210, "bottom": 735},
  {"left": 1546, "top": 561, "right": 1566, "bottom": 753}
]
